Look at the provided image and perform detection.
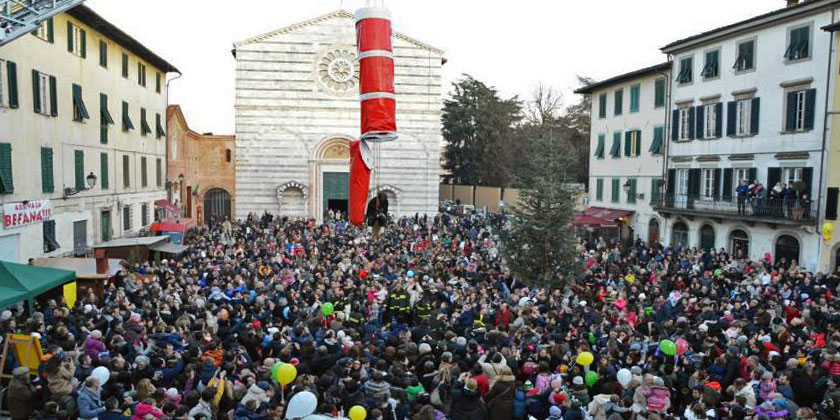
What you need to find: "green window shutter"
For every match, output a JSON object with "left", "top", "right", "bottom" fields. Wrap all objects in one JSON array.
[
  {"left": 156, "top": 158, "right": 162, "bottom": 187},
  {"left": 122, "top": 101, "right": 134, "bottom": 131},
  {"left": 596, "top": 179, "right": 603, "bottom": 201},
  {"left": 6, "top": 61, "right": 18, "bottom": 109},
  {"left": 594, "top": 134, "right": 605, "bottom": 158},
  {"left": 650, "top": 127, "right": 664, "bottom": 154},
  {"left": 80, "top": 29, "right": 86, "bottom": 58},
  {"left": 599, "top": 94, "right": 607, "bottom": 118},
  {"left": 610, "top": 132, "right": 621, "bottom": 157},
  {"left": 122, "top": 53, "right": 128, "bottom": 78},
  {"left": 0, "top": 143, "right": 12, "bottom": 194},
  {"left": 654, "top": 78, "right": 665, "bottom": 108},
  {"left": 156, "top": 72, "right": 161, "bottom": 93},
  {"left": 72, "top": 84, "right": 90, "bottom": 121},
  {"left": 41, "top": 147, "right": 54, "bottom": 193},
  {"left": 141, "top": 157, "right": 147, "bottom": 187},
  {"left": 67, "top": 21, "right": 73, "bottom": 53},
  {"left": 612, "top": 178, "right": 620, "bottom": 203},
  {"left": 635, "top": 130, "right": 642, "bottom": 156},
  {"left": 614, "top": 89, "right": 623, "bottom": 116},
  {"left": 47, "top": 18, "right": 54, "bottom": 43},
  {"left": 122, "top": 155, "right": 130, "bottom": 187},
  {"left": 651, "top": 179, "right": 660, "bottom": 202},
  {"left": 630, "top": 85, "right": 640, "bottom": 112},
  {"left": 99, "top": 40, "right": 107, "bottom": 68},
  {"left": 628, "top": 179, "right": 637, "bottom": 204},
  {"left": 624, "top": 131, "right": 632, "bottom": 156},
  {"left": 74, "top": 150, "right": 84, "bottom": 190},
  {"left": 49, "top": 76, "right": 57, "bottom": 116},
  {"left": 100, "top": 153, "right": 109, "bottom": 190},
  {"left": 31, "top": 69, "right": 40, "bottom": 113}
]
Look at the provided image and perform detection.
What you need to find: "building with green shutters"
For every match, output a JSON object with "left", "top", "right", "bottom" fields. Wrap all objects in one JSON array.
[
  {"left": 575, "top": 63, "right": 669, "bottom": 246},
  {"left": 0, "top": 5, "right": 178, "bottom": 262}
]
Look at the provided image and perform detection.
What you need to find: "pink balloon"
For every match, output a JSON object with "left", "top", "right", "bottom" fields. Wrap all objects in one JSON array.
[{"left": 675, "top": 338, "right": 689, "bottom": 356}]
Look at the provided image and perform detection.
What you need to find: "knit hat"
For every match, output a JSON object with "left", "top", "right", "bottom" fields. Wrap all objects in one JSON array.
[
  {"left": 257, "top": 381, "right": 271, "bottom": 391},
  {"left": 549, "top": 406, "right": 562, "bottom": 416},
  {"left": 418, "top": 343, "right": 432, "bottom": 355}
]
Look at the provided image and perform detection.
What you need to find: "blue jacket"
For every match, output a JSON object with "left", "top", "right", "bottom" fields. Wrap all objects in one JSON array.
[{"left": 77, "top": 386, "right": 105, "bottom": 420}]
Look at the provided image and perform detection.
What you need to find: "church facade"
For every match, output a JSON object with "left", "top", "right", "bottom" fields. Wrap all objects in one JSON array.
[{"left": 232, "top": 10, "right": 445, "bottom": 222}]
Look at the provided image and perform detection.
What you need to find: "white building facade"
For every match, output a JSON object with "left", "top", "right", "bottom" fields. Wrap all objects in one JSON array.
[
  {"left": 657, "top": 0, "right": 839, "bottom": 269},
  {"left": 233, "top": 10, "right": 444, "bottom": 222},
  {"left": 0, "top": 5, "right": 177, "bottom": 263},
  {"left": 576, "top": 63, "right": 669, "bottom": 245}
]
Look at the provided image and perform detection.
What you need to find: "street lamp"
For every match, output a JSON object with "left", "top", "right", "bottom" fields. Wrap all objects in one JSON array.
[
  {"left": 623, "top": 180, "right": 645, "bottom": 201},
  {"left": 64, "top": 172, "right": 98, "bottom": 198}
]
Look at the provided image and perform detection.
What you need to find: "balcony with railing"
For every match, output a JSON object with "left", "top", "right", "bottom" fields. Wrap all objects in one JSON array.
[{"left": 651, "top": 193, "right": 816, "bottom": 226}]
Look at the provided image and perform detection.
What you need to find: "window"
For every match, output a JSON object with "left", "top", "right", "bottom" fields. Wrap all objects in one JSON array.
[
  {"left": 156, "top": 72, "right": 162, "bottom": 94},
  {"left": 99, "top": 40, "right": 107, "bottom": 68},
  {"left": 610, "top": 132, "right": 622, "bottom": 158},
  {"left": 0, "top": 59, "right": 18, "bottom": 109},
  {"left": 122, "top": 155, "right": 130, "bottom": 188},
  {"left": 140, "top": 108, "right": 152, "bottom": 136},
  {"left": 676, "top": 169, "right": 689, "bottom": 196},
  {"left": 141, "top": 156, "right": 148, "bottom": 187},
  {"left": 72, "top": 84, "right": 90, "bottom": 122},
  {"left": 676, "top": 56, "right": 693, "bottom": 84},
  {"left": 700, "top": 225, "right": 716, "bottom": 251},
  {"left": 702, "top": 49, "right": 719, "bottom": 79},
  {"left": 736, "top": 99, "right": 752, "bottom": 136},
  {"left": 41, "top": 147, "right": 53, "bottom": 193},
  {"left": 67, "top": 22, "right": 86, "bottom": 57},
  {"left": 704, "top": 103, "right": 717, "bottom": 139},
  {"left": 156, "top": 113, "right": 166, "bottom": 139},
  {"left": 735, "top": 168, "right": 751, "bottom": 187},
  {"left": 650, "top": 126, "right": 664, "bottom": 154},
  {"left": 35, "top": 18, "right": 53, "bottom": 42},
  {"left": 594, "top": 134, "right": 605, "bottom": 159},
  {"left": 654, "top": 78, "right": 666, "bottom": 108},
  {"left": 626, "top": 178, "right": 637, "bottom": 204},
  {"left": 32, "top": 70, "right": 55, "bottom": 116},
  {"left": 156, "top": 158, "right": 162, "bottom": 187},
  {"left": 100, "top": 153, "right": 109, "bottom": 190},
  {"left": 123, "top": 205, "right": 132, "bottom": 231},
  {"left": 0, "top": 59, "right": 6, "bottom": 107},
  {"left": 598, "top": 93, "right": 607, "bottom": 118},
  {"left": 225, "top": 149, "right": 232, "bottom": 163},
  {"left": 702, "top": 169, "right": 716, "bottom": 199},
  {"left": 672, "top": 221, "right": 689, "bottom": 247},
  {"left": 137, "top": 62, "right": 146, "bottom": 87},
  {"left": 630, "top": 84, "right": 640, "bottom": 113},
  {"left": 43, "top": 220, "right": 59, "bottom": 253},
  {"left": 785, "top": 89, "right": 816, "bottom": 132},
  {"left": 122, "top": 101, "right": 134, "bottom": 131},
  {"left": 679, "top": 107, "right": 691, "bottom": 141},
  {"left": 786, "top": 25, "right": 810, "bottom": 61},
  {"left": 734, "top": 39, "right": 756, "bottom": 72},
  {"left": 121, "top": 53, "right": 129, "bottom": 78},
  {"left": 614, "top": 89, "right": 623, "bottom": 116},
  {"left": 611, "top": 178, "right": 621, "bottom": 203},
  {"left": 74, "top": 150, "right": 85, "bottom": 190},
  {"left": 784, "top": 167, "right": 803, "bottom": 184},
  {"left": 100, "top": 93, "right": 114, "bottom": 144},
  {"left": 141, "top": 203, "right": 149, "bottom": 227},
  {"left": 0, "top": 143, "right": 12, "bottom": 194},
  {"left": 596, "top": 178, "right": 604, "bottom": 201},
  {"left": 625, "top": 130, "right": 641, "bottom": 157}
]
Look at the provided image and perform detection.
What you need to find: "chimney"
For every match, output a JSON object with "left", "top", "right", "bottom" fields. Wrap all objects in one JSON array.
[
  {"left": 94, "top": 248, "right": 108, "bottom": 275},
  {"left": 786, "top": 0, "right": 800, "bottom": 7}
]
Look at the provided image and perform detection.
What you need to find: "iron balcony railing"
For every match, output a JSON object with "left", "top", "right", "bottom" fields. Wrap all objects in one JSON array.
[{"left": 652, "top": 193, "right": 816, "bottom": 223}]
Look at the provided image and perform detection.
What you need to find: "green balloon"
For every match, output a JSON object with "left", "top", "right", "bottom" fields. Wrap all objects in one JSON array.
[
  {"left": 322, "top": 302, "right": 334, "bottom": 316},
  {"left": 271, "top": 362, "right": 283, "bottom": 383},
  {"left": 585, "top": 370, "right": 598, "bottom": 387},
  {"left": 644, "top": 307, "right": 653, "bottom": 315},
  {"left": 660, "top": 339, "right": 676, "bottom": 356}
]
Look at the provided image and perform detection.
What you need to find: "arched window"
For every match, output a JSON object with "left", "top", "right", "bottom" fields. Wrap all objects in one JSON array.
[
  {"left": 775, "top": 235, "right": 800, "bottom": 267},
  {"left": 204, "top": 188, "right": 232, "bottom": 222},
  {"left": 672, "top": 221, "right": 689, "bottom": 248},
  {"left": 730, "top": 229, "right": 750, "bottom": 259},
  {"left": 699, "top": 224, "right": 715, "bottom": 251},
  {"left": 648, "top": 218, "right": 660, "bottom": 246}
]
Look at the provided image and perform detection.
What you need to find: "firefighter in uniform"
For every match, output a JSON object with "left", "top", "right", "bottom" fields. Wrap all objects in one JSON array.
[
  {"left": 413, "top": 294, "right": 434, "bottom": 325},
  {"left": 386, "top": 283, "right": 410, "bottom": 324}
]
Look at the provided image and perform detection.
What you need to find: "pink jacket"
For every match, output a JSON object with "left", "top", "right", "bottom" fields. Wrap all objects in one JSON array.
[{"left": 644, "top": 385, "right": 671, "bottom": 412}]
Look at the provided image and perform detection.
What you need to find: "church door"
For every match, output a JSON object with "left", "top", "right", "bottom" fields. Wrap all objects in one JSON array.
[{"left": 323, "top": 172, "right": 349, "bottom": 218}]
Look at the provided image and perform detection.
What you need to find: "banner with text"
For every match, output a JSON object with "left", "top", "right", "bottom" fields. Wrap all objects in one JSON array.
[{"left": 3, "top": 200, "right": 53, "bottom": 229}]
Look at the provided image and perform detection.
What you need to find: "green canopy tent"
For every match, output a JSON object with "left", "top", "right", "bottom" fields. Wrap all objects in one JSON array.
[{"left": 0, "top": 261, "right": 75, "bottom": 311}]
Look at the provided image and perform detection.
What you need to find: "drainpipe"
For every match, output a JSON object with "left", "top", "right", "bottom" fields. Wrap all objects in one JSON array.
[
  {"left": 661, "top": 54, "right": 675, "bottom": 246},
  {"left": 165, "top": 71, "right": 183, "bottom": 203},
  {"left": 817, "top": 9, "right": 836, "bottom": 271}
]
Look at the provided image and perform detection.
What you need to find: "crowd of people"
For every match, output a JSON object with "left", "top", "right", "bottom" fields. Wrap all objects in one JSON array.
[{"left": 1, "top": 210, "right": 840, "bottom": 420}]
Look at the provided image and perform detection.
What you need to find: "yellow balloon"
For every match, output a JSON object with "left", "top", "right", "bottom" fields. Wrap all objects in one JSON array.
[
  {"left": 277, "top": 363, "right": 297, "bottom": 385},
  {"left": 349, "top": 405, "right": 367, "bottom": 420},
  {"left": 576, "top": 351, "right": 594, "bottom": 366}
]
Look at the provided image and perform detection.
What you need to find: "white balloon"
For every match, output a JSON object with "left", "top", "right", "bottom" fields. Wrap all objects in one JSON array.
[
  {"left": 286, "top": 391, "right": 318, "bottom": 419},
  {"left": 617, "top": 368, "right": 632, "bottom": 388},
  {"left": 92, "top": 366, "right": 110, "bottom": 385}
]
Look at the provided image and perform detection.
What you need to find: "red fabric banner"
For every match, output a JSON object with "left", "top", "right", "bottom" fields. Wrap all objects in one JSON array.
[
  {"left": 355, "top": 18, "right": 392, "bottom": 52},
  {"left": 349, "top": 140, "right": 371, "bottom": 226},
  {"left": 359, "top": 56, "right": 395, "bottom": 94}
]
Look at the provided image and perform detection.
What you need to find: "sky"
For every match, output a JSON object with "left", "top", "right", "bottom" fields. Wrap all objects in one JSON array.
[{"left": 83, "top": 0, "right": 783, "bottom": 134}]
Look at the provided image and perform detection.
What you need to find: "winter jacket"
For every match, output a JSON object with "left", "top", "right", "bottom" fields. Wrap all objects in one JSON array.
[
  {"left": 84, "top": 338, "right": 106, "bottom": 359},
  {"left": 188, "top": 401, "right": 213, "bottom": 420},
  {"left": 588, "top": 395, "right": 614, "bottom": 420},
  {"left": 365, "top": 379, "right": 392, "bottom": 403},
  {"left": 485, "top": 377, "right": 515, "bottom": 420},
  {"left": 759, "top": 380, "right": 777, "bottom": 402},
  {"left": 240, "top": 384, "right": 271, "bottom": 408},
  {"left": 735, "top": 385, "right": 757, "bottom": 408},
  {"left": 450, "top": 389, "right": 487, "bottom": 420},
  {"left": 513, "top": 389, "right": 526, "bottom": 419},
  {"left": 48, "top": 364, "right": 75, "bottom": 397},
  {"left": 77, "top": 386, "right": 106, "bottom": 420},
  {"left": 8, "top": 376, "right": 34, "bottom": 420}
]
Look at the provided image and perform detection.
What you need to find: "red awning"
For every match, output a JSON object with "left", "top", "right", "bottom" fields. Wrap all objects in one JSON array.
[
  {"left": 572, "top": 207, "right": 634, "bottom": 227},
  {"left": 154, "top": 199, "right": 179, "bottom": 213}
]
